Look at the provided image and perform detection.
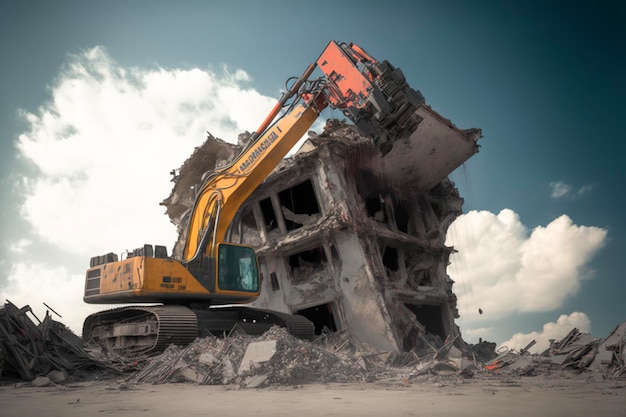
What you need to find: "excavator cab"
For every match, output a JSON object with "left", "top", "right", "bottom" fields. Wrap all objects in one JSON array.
[{"left": 216, "top": 243, "right": 259, "bottom": 292}]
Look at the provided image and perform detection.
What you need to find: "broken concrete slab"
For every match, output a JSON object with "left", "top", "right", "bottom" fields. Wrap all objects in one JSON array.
[
  {"left": 238, "top": 340, "right": 277, "bottom": 374},
  {"left": 379, "top": 105, "right": 481, "bottom": 191},
  {"left": 595, "top": 349, "right": 614, "bottom": 366},
  {"left": 541, "top": 328, "right": 600, "bottom": 369},
  {"left": 593, "top": 322, "right": 626, "bottom": 376},
  {"left": 245, "top": 374, "right": 269, "bottom": 388},
  {"left": 180, "top": 366, "right": 209, "bottom": 384},
  {"left": 31, "top": 376, "right": 52, "bottom": 387},
  {"left": 47, "top": 370, "right": 68, "bottom": 383}
]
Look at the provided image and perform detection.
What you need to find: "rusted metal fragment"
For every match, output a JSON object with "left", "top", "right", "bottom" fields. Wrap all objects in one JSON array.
[{"left": 0, "top": 300, "right": 111, "bottom": 381}]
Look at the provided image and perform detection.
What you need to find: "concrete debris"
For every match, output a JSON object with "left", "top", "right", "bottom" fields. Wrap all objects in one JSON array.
[
  {"left": 127, "top": 326, "right": 366, "bottom": 387},
  {"left": 3, "top": 300, "right": 624, "bottom": 387},
  {"left": 105, "top": 323, "right": 624, "bottom": 388},
  {"left": 0, "top": 300, "right": 112, "bottom": 382},
  {"left": 590, "top": 322, "right": 626, "bottom": 377},
  {"left": 483, "top": 325, "right": 626, "bottom": 378},
  {"left": 31, "top": 376, "right": 53, "bottom": 387},
  {"left": 237, "top": 340, "right": 277, "bottom": 374},
  {"left": 541, "top": 328, "right": 599, "bottom": 369},
  {"left": 463, "top": 339, "right": 499, "bottom": 364}
]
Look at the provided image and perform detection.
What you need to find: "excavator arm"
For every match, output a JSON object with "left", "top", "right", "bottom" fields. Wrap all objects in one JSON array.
[
  {"left": 182, "top": 90, "right": 326, "bottom": 267},
  {"left": 183, "top": 41, "right": 424, "bottom": 268}
]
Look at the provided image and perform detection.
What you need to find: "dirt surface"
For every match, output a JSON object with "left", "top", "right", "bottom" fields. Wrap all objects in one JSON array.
[{"left": 1, "top": 375, "right": 624, "bottom": 417}]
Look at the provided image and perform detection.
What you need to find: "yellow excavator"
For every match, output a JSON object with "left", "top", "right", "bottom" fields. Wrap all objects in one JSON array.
[{"left": 82, "top": 41, "right": 424, "bottom": 355}]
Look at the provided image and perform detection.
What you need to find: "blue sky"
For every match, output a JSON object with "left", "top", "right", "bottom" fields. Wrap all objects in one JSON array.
[{"left": 1, "top": 0, "right": 624, "bottom": 350}]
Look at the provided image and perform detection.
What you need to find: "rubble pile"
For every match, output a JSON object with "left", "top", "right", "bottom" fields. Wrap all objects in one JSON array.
[
  {"left": 123, "top": 323, "right": 626, "bottom": 387},
  {"left": 0, "top": 301, "right": 110, "bottom": 382},
  {"left": 403, "top": 336, "right": 477, "bottom": 378},
  {"left": 130, "top": 331, "right": 247, "bottom": 385},
  {"left": 128, "top": 326, "right": 366, "bottom": 388},
  {"left": 591, "top": 322, "right": 626, "bottom": 376},
  {"left": 541, "top": 327, "right": 600, "bottom": 370},
  {"left": 249, "top": 328, "right": 366, "bottom": 385},
  {"left": 1, "top": 299, "right": 624, "bottom": 387},
  {"left": 484, "top": 325, "right": 626, "bottom": 378}
]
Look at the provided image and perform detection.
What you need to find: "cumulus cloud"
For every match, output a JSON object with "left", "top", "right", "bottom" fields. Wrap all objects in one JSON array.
[
  {"left": 500, "top": 312, "right": 592, "bottom": 353},
  {"left": 549, "top": 181, "right": 571, "bottom": 199},
  {"left": 446, "top": 209, "right": 607, "bottom": 321},
  {"left": 576, "top": 184, "right": 594, "bottom": 195},
  {"left": 4, "top": 47, "right": 321, "bottom": 335},
  {"left": 550, "top": 181, "right": 594, "bottom": 199},
  {"left": 16, "top": 46, "right": 278, "bottom": 255}
]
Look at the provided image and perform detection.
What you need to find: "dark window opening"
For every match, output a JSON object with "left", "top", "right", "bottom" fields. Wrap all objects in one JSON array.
[
  {"left": 228, "top": 206, "right": 262, "bottom": 245},
  {"left": 415, "top": 269, "right": 432, "bottom": 287},
  {"left": 395, "top": 200, "right": 410, "bottom": 233},
  {"left": 270, "top": 272, "right": 280, "bottom": 291},
  {"left": 260, "top": 197, "right": 278, "bottom": 232},
  {"left": 296, "top": 303, "right": 337, "bottom": 335},
  {"left": 405, "top": 303, "right": 446, "bottom": 341},
  {"left": 365, "top": 195, "right": 381, "bottom": 217},
  {"left": 287, "top": 246, "right": 327, "bottom": 283},
  {"left": 365, "top": 195, "right": 386, "bottom": 222},
  {"left": 418, "top": 198, "right": 430, "bottom": 231},
  {"left": 240, "top": 206, "right": 258, "bottom": 230},
  {"left": 382, "top": 246, "right": 399, "bottom": 272},
  {"left": 277, "top": 179, "right": 320, "bottom": 231},
  {"left": 288, "top": 247, "right": 326, "bottom": 268},
  {"left": 431, "top": 202, "right": 442, "bottom": 220},
  {"left": 353, "top": 165, "right": 382, "bottom": 203}
]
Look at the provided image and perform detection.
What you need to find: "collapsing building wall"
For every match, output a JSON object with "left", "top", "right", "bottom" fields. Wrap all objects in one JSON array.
[{"left": 163, "top": 104, "right": 481, "bottom": 353}]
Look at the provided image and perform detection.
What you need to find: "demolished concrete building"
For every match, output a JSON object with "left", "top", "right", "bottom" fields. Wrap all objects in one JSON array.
[{"left": 162, "top": 104, "right": 481, "bottom": 353}]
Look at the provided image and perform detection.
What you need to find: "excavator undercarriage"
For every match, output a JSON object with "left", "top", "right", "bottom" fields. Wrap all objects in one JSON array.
[{"left": 83, "top": 305, "right": 314, "bottom": 357}]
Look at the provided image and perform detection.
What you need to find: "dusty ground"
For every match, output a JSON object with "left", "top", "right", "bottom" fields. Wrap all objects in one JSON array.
[{"left": 1, "top": 375, "right": 624, "bottom": 417}]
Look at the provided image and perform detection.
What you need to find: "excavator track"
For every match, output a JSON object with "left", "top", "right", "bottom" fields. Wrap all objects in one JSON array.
[
  {"left": 83, "top": 305, "right": 198, "bottom": 357},
  {"left": 83, "top": 305, "right": 315, "bottom": 356},
  {"left": 210, "top": 306, "right": 315, "bottom": 340}
]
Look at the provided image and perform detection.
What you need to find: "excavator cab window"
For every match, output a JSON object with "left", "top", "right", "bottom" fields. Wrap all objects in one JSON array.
[{"left": 217, "top": 243, "right": 259, "bottom": 292}]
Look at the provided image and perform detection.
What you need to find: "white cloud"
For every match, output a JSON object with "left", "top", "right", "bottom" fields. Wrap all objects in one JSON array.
[
  {"left": 446, "top": 209, "right": 607, "bottom": 321},
  {"left": 550, "top": 181, "right": 571, "bottom": 198},
  {"left": 549, "top": 180, "right": 594, "bottom": 199},
  {"left": 16, "top": 46, "right": 278, "bottom": 256},
  {"left": 576, "top": 184, "right": 594, "bottom": 196},
  {"left": 500, "top": 312, "right": 591, "bottom": 353}
]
